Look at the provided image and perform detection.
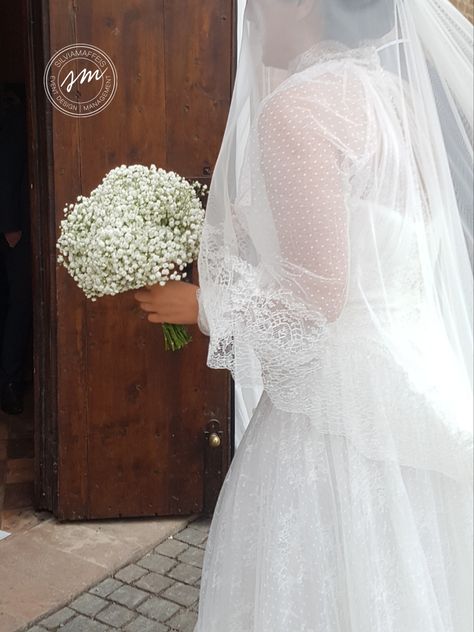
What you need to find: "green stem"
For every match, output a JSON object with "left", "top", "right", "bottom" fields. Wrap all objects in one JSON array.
[{"left": 161, "top": 323, "right": 193, "bottom": 351}]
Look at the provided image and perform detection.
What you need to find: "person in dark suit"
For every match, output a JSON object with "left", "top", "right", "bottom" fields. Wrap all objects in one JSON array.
[{"left": 0, "top": 81, "right": 32, "bottom": 414}]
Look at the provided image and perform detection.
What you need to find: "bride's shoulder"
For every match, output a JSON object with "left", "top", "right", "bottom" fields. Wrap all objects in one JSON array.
[
  {"left": 258, "top": 62, "right": 369, "bottom": 137},
  {"left": 262, "top": 61, "right": 369, "bottom": 117},
  {"left": 256, "top": 61, "right": 373, "bottom": 159}
]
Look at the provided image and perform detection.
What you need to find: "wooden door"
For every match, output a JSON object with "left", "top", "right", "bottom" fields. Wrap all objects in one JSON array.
[{"left": 25, "top": 0, "right": 236, "bottom": 520}]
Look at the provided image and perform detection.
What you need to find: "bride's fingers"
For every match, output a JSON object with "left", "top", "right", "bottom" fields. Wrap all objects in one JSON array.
[
  {"left": 137, "top": 302, "right": 159, "bottom": 313},
  {"left": 134, "top": 290, "right": 150, "bottom": 301},
  {"left": 147, "top": 313, "right": 163, "bottom": 323}
]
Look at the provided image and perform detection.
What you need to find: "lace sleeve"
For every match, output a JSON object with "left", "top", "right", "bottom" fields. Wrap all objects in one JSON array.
[
  {"left": 196, "top": 286, "right": 210, "bottom": 336},
  {"left": 197, "top": 69, "right": 366, "bottom": 410}
]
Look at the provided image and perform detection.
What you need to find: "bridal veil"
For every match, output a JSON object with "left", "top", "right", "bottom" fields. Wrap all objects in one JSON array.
[
  {"left": 193, "top": 2, "right": 473, "bottom": 629},
  {"left": 196, "top": 0, "right": 473, "bottom": 484}
]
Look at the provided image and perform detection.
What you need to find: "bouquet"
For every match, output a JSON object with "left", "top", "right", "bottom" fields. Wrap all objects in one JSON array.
[{"left": 56, "top": 164, "right": 207, "bottom": 351}]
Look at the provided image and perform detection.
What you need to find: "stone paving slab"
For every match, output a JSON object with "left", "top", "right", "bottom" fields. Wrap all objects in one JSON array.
[
  {"left": 21, "top": 515, "right": 211, "bottom": 632},
  {"left": 1, "top": 513, "right": 193, "bottom": 631}
]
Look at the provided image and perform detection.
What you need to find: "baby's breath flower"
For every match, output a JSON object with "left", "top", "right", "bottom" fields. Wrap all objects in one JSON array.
[{"left": 56, "top": 164, "right": 206, "bottom": 304}]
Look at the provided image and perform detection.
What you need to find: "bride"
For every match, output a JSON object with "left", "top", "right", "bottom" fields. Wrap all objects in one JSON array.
[{"left": 134, "top": 0, "right": 473, "bottom": 629}]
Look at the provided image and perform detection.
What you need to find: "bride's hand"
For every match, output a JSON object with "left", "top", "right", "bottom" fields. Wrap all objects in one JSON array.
[{"left": 133, "top": 280, "right": 200, "bottom": 325}]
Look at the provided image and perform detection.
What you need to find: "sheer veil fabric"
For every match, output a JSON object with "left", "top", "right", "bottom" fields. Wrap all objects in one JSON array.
[{"left": 194, "top": 0, "right": 473, "bottom": 630}]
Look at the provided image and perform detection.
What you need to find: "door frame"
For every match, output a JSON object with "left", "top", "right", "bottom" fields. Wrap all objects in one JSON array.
[{"left": 24, "top": 0, "right": 58, "bottom": 513}]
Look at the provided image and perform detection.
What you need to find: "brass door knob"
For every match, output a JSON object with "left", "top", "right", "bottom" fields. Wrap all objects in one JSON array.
[{"left": 208, "top": 432, "right": 221, "bottom": 448}]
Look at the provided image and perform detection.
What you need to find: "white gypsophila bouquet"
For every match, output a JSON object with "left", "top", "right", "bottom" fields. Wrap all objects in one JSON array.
[{"left": 56, "top": 164, "right": 208, "bottom": 351}]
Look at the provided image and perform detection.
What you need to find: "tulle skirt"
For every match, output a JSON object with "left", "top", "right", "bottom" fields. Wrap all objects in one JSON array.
[{"left": 193, "top": 388, "right": 473, "bottom": 632}]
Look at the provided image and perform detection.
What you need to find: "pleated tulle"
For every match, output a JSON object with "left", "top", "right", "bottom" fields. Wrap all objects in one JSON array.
[{"left": 193, "top": 389, "right": 473, "bottom": 632}]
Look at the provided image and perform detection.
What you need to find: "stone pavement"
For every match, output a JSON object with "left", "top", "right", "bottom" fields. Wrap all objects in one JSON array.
[{"left": 22, "top": 515, "right": 211, "bottom": 632}]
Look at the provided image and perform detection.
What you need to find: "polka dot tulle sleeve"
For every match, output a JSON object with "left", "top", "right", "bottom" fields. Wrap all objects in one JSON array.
[
  {"left": 257, "top": 85, "right": 352, "bottom": 322},
  {"left": 195, "top": 69, "right": 369, "bottom": 408}
]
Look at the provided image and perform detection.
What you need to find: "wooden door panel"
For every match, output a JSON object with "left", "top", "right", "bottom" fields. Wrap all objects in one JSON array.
[{"left": 39, "top": 0, "right": 234, "bottom": 519}]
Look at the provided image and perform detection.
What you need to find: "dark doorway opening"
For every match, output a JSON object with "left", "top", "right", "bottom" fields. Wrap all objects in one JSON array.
[
  {"left": 0, "top": 0, "right": 35, "bottom": 532},
  {"left": 0, "top": 0, "right": 56, "bottom": 533}
]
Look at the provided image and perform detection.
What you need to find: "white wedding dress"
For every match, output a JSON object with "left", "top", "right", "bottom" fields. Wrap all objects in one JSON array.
[
  {"left": 194, "top": 391, "right": 472, "bottom": 632},
  {"left": 193, "top": 31, "right": 473, "bottom": 632}
]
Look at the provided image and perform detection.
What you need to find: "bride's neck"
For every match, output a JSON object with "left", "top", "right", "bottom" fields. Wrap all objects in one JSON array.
[{"left": 286, "top": 24, "right": 324, "bottom": 69}]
